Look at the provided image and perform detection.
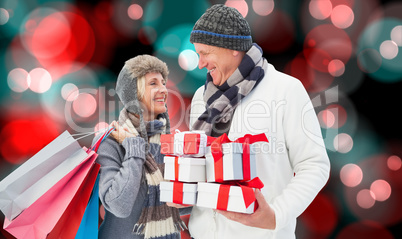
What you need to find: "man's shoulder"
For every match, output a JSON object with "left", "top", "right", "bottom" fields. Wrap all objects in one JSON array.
[
  {"left": 251, "top": 63, "right": 306, "bottom": 98},
  {"left": 193, "top": 85, "right": 205, "bottom": 97},
  {"left": 264, "top": 63, "right": 301, "bottom": 87}
]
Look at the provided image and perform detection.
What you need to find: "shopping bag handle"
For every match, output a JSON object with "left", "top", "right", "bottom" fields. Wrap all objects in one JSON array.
[{"left": 90, "top": 127, "right": 115, "bottom": 153}]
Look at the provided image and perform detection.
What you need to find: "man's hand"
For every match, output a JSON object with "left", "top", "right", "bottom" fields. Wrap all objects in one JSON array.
[{"left": 216, "top": 189, "right": 276, "bottom": 229}]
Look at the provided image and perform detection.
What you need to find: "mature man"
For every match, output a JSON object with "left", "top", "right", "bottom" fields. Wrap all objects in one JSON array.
[{"left": 188, "top": 4, "right": 330, "bottom": 239}]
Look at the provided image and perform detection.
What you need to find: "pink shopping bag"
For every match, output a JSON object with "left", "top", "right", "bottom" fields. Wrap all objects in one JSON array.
[
  {"left": 3, "top": 150, "right": 97, "bottom": 239},
  {"left": 0, "top": 131, "right": 88, "bottom": 221},
  {"left": 46, "top": 162, "right": 100, "bottom": 239}
]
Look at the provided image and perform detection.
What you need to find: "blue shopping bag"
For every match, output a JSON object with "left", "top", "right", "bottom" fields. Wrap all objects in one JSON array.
[{"left": 75, "top": 175, "right": 99, "bottom": 239}]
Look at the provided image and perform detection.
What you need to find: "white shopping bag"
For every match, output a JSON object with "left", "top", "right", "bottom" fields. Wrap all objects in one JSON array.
[{"left": 0, "top": 131, "right": 88, "bottom": 220}]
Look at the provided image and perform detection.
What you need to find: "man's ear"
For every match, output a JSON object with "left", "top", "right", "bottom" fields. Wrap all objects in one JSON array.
[
  {"left": 232, "top": 50, "right": 240, "bottom": 57},
  {"left": 232, "top": 50, "right": 245, "bottom": 58}
]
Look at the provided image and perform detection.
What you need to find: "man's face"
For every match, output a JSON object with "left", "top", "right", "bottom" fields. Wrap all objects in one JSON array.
[{"left": 194, "top": 43, "right": 238, "bottom": 86}]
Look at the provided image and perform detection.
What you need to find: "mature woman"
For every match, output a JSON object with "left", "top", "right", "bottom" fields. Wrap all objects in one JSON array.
[{"left": 94, "top": 55, "right": 185, "bottom": 239}]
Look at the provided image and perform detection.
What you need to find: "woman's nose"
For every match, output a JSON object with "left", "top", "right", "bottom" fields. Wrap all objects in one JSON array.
[{"left": 158, "top": 84, "right": 167, "bottom": 94}]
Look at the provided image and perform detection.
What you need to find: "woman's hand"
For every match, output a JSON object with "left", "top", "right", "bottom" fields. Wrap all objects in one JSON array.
[
  {"left": 110, "top": 121, "right": 136, "bottom": 144},
  {"left": 166, "top": 202, "right": 192, "bottom": 208}
]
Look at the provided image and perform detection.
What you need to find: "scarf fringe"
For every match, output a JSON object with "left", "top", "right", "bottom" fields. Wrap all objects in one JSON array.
[{"left": 133, "top": 221, "right": 188, "bottom": 237}]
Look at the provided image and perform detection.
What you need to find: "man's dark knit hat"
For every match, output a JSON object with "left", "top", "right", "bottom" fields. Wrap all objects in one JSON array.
[{"left": 190, "top": 4, "right": 252, "bottom": 51}]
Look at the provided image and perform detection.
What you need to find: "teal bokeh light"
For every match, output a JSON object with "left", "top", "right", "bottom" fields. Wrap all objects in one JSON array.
[
  {"left": 358, "top": 18, "right": 402, "bottom": 83},
  {"left": 143, "top": 0, "right": 209, "bottom": 96},
  {"left": 154, "top": 24, "right": 206, "bottom": 96}
]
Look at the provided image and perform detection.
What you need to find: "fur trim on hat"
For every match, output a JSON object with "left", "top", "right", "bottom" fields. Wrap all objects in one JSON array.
[{"left": 124, "top": 54, "right": 169, "bottom": 81}]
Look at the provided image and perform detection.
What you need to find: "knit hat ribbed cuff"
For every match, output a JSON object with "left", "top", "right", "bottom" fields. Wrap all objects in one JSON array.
[{"left": 190, "top": 30, "right": 252, "bottom": 51}]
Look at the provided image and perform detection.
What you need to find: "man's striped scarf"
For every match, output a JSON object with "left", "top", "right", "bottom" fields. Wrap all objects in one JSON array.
[
  {"left": 192, "top": 43, "right": 268, "bottom": 136},
  {"left": 118, "top": 109, "right": 186, "bottom": 239}
]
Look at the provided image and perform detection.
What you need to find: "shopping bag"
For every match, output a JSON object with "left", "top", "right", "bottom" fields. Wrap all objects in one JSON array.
[
  {"left": 0, "top": 131, "right": 88, "bottom": 220},
  {"left": 74, "top": 175, "right": 100, "bottom": 239},
  {"left": 46, "top": 163, "right": 100, "bottom": 239},
  {"left": 3, "top": 150, "right": 98, "bottom": 239}
]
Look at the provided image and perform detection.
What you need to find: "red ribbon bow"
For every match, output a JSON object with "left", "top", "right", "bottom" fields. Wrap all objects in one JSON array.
[
  {"left": 183, "top": 133, "right": 216, "bottom": 154},
  {"left": 211, "top": 133, "right": 269, "bottom": 182},
  {"left": 216, "top": 177, "right": 265, "bottom": 211}
]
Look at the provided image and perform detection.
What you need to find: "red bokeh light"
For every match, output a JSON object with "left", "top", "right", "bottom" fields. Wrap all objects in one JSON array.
[
  {"left": 303, "top": 47, "right": 333, "bottom": 73},
  {"left": 330, "top": 5, "right": 355, "bottom": 29},
  {"left": 72, "top": 93, "right": 98, "bottom": 118},
  {"left": 344, "top": 154, "right": 402, "bottom": 226},
  {"left": 30, "top": 12, "right": 72, "bottom": 60},
  {"left": 304, "top": 24, "right": 352, "bottom": 71},
  {"left": 309, "top": 0, "right": 332, "bottom": 20},
  {"left": 225, "top": 0, "right": 249, "bottom": 17},
  {"left": 285, "top": 52, "right": 334, "bottom": 92},
  {"left": 326, "top": 104, "right": 347, "bottom": 128},
  {"left": 331, "top": 0, "right": 356, "bottom": 8},
  {"left": 300, "top": 193, "right": 338, "bottom": 236},
  {"left": 356, "top": 189, "right": 376, "bottom": 209},
  {"left": 127, "top": 4, "right": 143, "bottom": 20},
  {"left": 318, "top": 109, "right": 336, "bottom": 128},
  {"left": 340, "top": 163, "right": 363, "bottom": 187},
  {"left": 336, "top": 221, "right": 393, "bottom": 239},
  {"left": 370, "top": 179, "right": 391, "bottom": 202},
  {"left": 387, "top": 155, "right": 402, "bottom": 171},
  {"left": 252, "top": 0, "right": 274, "bottom": 16},
  {"left": 94, "top": 1, "right": 113, "bottom": 21},
  {"left": 252, "top": 10, "right": 295, "bottom": 54},
  {"left": 0, "top": 113, "right": 60, "bottom": 165},
  {"left": 21, "top": 10, "right": 96, "bottom": 80}
]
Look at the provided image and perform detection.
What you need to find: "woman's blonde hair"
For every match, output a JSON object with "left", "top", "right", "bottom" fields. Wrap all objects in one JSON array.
[{"left": 136, "top": 75, "right": 146, "bottom": 100}]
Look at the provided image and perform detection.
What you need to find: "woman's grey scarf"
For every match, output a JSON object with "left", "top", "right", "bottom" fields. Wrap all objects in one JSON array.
[
  {"left": 118, "top": 109, "right": 185, "bottom": 239},
  {"left": 192, "top": 43, "right": 268, "bottom": 136}
]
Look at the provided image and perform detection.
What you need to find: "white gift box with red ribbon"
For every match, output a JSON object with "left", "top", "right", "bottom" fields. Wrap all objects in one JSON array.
[
  {"left": 196, "top": 179, "right": 264, "bottom": 214},
  {"left": 205, "top": 142, "right": 257, "bottom": 182},
  {"left": 160, "top": 181, "right": 198, "bottom": 205},
  {"left": 163, "top": 156, "right": 206, "bottom": 182},
  {"left": 160, "top": 130, "right": 214, "bottom": 157},
  {"left": 205, "top": 133, "right": 268, "bottom": 183}
]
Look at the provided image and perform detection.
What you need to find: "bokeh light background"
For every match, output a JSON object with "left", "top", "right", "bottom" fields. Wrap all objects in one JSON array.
[{"left": 1, "top": 0, "right": 402, "bottom": 238}]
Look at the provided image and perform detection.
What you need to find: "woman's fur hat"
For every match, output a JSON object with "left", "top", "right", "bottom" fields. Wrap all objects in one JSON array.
[{"left": 115, "top": 55, "right": 171, "bottom": 135}]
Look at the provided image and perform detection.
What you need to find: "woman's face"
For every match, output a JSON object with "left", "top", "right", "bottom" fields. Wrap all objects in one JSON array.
[{"left": 140, "top": 72, "right": 168, "bottom": 121}]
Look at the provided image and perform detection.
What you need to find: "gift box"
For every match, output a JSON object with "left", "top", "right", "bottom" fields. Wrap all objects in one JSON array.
[
  {"left": 160, "top": 181, "right": 198, "bottom": 205},
  {"left": 205, "top": 142, "right": 257, "bottom": 182},
  {"left": 163, "top": 156, "right": 206, "bottom": 182},
  {"left": 160, "top": 130, "right": 214, "bottom": 157},
  {"left": 205, "top": 133, "right": 268, "bottom": 182},
  {"left": 196, "top": 181, "right": 262, "bottom": 214}
]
